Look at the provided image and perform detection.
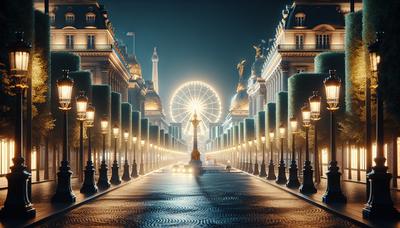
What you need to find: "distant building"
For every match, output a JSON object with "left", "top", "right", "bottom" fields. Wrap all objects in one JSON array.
[
  {"left": 247, "top": 0, "right": 362, "bottom": 116},
  {"left": 34, "top": 0, "right": 133, "bottom": 101}
]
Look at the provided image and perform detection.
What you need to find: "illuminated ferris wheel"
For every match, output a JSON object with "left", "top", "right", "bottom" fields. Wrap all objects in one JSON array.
[{"left": 170, "top": 81, "right": 222, "bottom": 137}]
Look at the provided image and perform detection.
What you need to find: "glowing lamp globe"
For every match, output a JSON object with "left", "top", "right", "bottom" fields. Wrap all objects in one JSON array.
[
  {"left": 309, "top": 91, "right": 321, "bottom": 121},
  {"left": 290, "top": 117, "right": 298, "bottom": 134},
  {"left": 100, "top": 116, "right": 108, "bottom": 134},
  {"left": 301, "top": 104, "right": 311, "bottom": 128},
  {"left": 76, "top": 91, "right": 88, "bottom": 121},
  {"left": 85, "top": 105, "right": 95, "bottom": 128},
  {"left": 57, "top": 70, "right": 74, "bottom": 111},
  {"left": 324, "top": 70, "right": 341, "bottom": 111}
]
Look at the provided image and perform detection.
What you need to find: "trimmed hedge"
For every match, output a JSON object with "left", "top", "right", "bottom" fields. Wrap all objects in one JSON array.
[
  {"left": 121, "top": 102, "right": 132, "bottom": 145},
  {"left": 244, "top": 118, "right": 255, "bottom": 141},
  {"left": 141, "top": 118, "right": 149, "bottom": 143},
  {"left": 276, "top": 91, "right": 288, "bottom": 134},
  {"left": 363, "top": 0, "right": 400, "bottom": 133},
  {"left": 223, "top": 133, "right": 228, "bottom": 148},
  {"left": 92, "top": 85, "right": 111, "bottom": 148},
  {"left": 256, "top": 111, "right": 265, "bottom": 140},
  {"left": 233, "top": 125, "right": 239, "bottom": 146},
  {"left": 227, "top": 129, "right": 231, "bottom": 147},
  {"left": 265, "top": 102, "right": 276, "bottom": 144},
  {"left": 131, "top": 111, "right": 141, "bottom": 139},
  {"left": 239, "top": 121, "right": 245, "bottom": 144},
  {"left": 160, "top": 129, "right": 165, "bottom": 146},
  {"left": 111, "top": 92, "right": 121, "bottom": 129},
  {"left": 165, "top": 133, "right": 170, "bottom": 148}
]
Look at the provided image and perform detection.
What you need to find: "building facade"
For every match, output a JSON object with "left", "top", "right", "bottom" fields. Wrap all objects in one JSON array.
[
  {"left": 35, "top": 0, "right": 132, "bottom": 101},
  {"left": 248, "top": 0, "right": 362, "bottom": 115}
]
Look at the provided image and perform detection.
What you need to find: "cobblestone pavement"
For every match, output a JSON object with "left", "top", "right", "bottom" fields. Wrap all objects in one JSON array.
[{"left": 41, "top": 166, "right": 360, "bottom": 228}]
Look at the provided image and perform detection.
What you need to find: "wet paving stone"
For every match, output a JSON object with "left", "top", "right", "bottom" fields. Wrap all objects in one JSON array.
[{"left": 41, "top": 166, "right": 360, "bottom": 228}]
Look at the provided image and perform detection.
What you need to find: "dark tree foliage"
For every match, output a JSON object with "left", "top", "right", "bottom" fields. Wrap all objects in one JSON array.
[
  {"left": 149, "top": 125, "right": 160, "bottom": 145},
  {"left": 141, "top": 118, "right": 149, "bottom": 143},
  {"left": 244, "top": 118, "right": 255, "bottom": 141},
  {"left": 121, "top": 102, "right": 132, "bottom": 147},
  {"left": 265, "top": 102, "right": 276, "bottom": 144},
  {"left": 131, "top": 111, "right": 141, "bottom": 140}
]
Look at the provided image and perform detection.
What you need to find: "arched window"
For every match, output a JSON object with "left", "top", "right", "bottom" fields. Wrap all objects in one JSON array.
[
  {"left": 295, "top": 13, "right": 306, "bottom": 27},
  {"left": 65, "top": 12, "right": 75, "bottom": 25},
  {"left": 86, "top": 12, "right": 96, "bottom": 25}
]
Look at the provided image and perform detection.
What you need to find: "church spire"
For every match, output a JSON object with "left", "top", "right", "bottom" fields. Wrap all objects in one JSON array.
[{"left": 151, "top": 47, "right": 159, "bottom": 94}]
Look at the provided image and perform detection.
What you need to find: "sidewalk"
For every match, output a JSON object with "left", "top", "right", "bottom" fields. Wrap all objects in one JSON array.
[
  {"left": 235, "top": 166, "right": 400, "bottom": 228},
  {"left": 0, "top": 168, "right": 162, "bottom": 228}
]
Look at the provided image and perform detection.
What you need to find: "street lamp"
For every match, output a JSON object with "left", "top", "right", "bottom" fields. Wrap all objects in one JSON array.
[
  {"left": 80, "top": 105, "right": 97, "bottom": 194},
  {"left": 76, "top": 91, "right": 88, "bottom": 182},
  {"left": 276, "top": 124, "right": 287, "bottom": 184},
  {"left": 267, "top": 131, "right": 276, "bottom": 180},
  {"left": 322, "top": 70, "right": 346, "bottom": 203},
  {"left": 52, "top": 70, "right": 76, "bottom": 203},
  {"left": 122, "top": 131, "right": 131, "bottom": 181},
  {"left": 253, "top": 139, "right": 259, "bottom": 175},
  {"left": 259, "top": 136, "right": 267, "bottom": 177},
  {"left": 248, "top": 141, "right": 253, "bottom": 174},
  {"left": 131, "top": 136, "right": 138, "bottom": 178},
  {"left": 299, "top": 104, "right": 317, "bottom": 194},
  {"left": 287, "top": 117, "right": 300, "bottom": 188},
  {"left": 139, "top": 140, "right": 145, "bottom": 175},
  {"left": 363, "top": 32, "right": 397, "bottom": 218},
  {"left": 309, "top": 91, "right": 322, "bottom": 183},
  {"left": 97, "top": 116, "right": 110, "bottom": 189},
  {"left": 0, "top": 32, "right": 36, "bottom": 218},
  {"left": 110, "top": 125, "right": 121, "bottom": 185}
]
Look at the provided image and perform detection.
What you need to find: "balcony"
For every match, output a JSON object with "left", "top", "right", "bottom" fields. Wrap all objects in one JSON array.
[
  {"left": 51, "top": 44, "right": 113, "bottom": 51},
  {"left": 278, "top": 44, "right": 344, "bottom": 52}
]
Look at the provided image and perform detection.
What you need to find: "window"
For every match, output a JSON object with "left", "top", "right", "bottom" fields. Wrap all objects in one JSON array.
[
  {"left": 295, "top": 34, "right": 304, "bottom": 50},
  {"left": 65, "top": 12, "right": 75, "bottom": 25},
  {"left": 86, "top": 12, "right": 96, "bottom": 25},
  {"left": 87, "top": 35, "right": 95, "bottom": 49},
  {"left": 295, "top": 13, "right": 306, "bottom": 27},
  {"left": 66, "top": 35, "right": 74, "bottom": 49},
  {"left": 316, "top": 34, "right": 330, "bottom": 49},
  {"left": 296, "top": 67, "right": 306, "bottom": 73},
  {"left": 49, "top": 13, "right": 55, "bottom": 25}
]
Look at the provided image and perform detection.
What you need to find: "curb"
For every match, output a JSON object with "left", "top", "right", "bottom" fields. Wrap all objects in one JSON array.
[{"left": 231, "top": 167, "right": 372, "bottom": 228}]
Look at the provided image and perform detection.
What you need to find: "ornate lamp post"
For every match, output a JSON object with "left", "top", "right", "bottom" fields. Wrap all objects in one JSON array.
[
  {"left": 322, "top": 70, "right": 346, "bottom": 203},
  {"left": 0, "top": 33, "right": 36, "bottom": 218},
  {"left": 80, "top": 105, "right": 97, "bottom": 194},
  {"left": 139, "top": 140, "right": 145, "bottom": 175},
  {"left": 363, "top": 32, "right": 398, "bottom": 218},
  {"left": 122, "top": 131, "right": 131, "bottom": 181},
  {"left": 287, "top": 117, "right": 300, "bottom": 188},
  {"left": 110, "top": 125, "right": 121, "bottom": 185},
  {"left": 299, "top": 104, "right": 317, "bottom": 194},
  {"left": 97, "top": 116, "right": 110, "bottom": 189},
  {"left": 131, "top": 136, "right": 138, "bottom": 177},
  {"left": 267, "top": 131, "right": 276, "bottom": 180},
  {"left": 52, "top": 70, "right": 76, "bottom": 203},
  {"left": 248, "top": 141, "right": 253, "bottom": 174},
  {"left": 276, "top": 124, "right": 287, "bottom": 184},
  {"left": 253, "top": 139, "right": 259, "bottom": 175},
  {"left": 259, "top": 136, "right": 267, "bottom": 177},
  {"left": 309, "top": 91, "right": 322, "bottom": 183},
  {"left": 76, "top": 92, "right": 88, "bottom": 182}
]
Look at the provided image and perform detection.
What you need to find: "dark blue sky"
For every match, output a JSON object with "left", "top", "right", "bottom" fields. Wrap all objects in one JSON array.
[{"left": 100, "top": 0, "right": 292, "bottom": 117}]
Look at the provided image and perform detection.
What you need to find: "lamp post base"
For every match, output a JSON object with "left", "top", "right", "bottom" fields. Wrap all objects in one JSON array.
[
  {"left": 322, "top": 161, "right": 346, "bottom": 204},
  {"left": 97, "top": 161, "right": 110, "bottom": 189},
  {"left": 0, "top": 159, "right": 36, "bottom": 219},
  {"left": 276, "top": 160, "right": 287, "bottom": 184},
  {"left": 52, "top": 161, "right": 76, "bottom": 203},
  {"left": 300, "top": 161, "right": 317, "bottom": 194},
  {"left": 110, "top": 161, "right": 121, "bottom": 185},
  {"left": 362, "top": 165, "right": 398, "bottom": 218},
  {"left": 267, "top": 160, "right": 276, "bottom": 180},
  {"left": 122, "top": 160, "right": 131, "bottom": 181},
  {"left": 248, "top": 162, "right": 253, "bottom": 174},
  {"left": 253, "top": 162, "right": 259, "bottom": 175},
  {"left": 131, "top": 160, "right": 138, "bottom": 178},
  {"left": 80, "top": 161, "right": 98, "bottom": 194},
  {"left": 139, "top": 162, "right": 145, "bottom": 175},
  {"left": 286, "top": 160, "right": 300, "bottom": 188},
  {"left": 259, "top": 161, "right": 267, "bottom": 177}
]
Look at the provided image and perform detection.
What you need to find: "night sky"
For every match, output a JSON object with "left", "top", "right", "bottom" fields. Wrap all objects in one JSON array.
[{"left": 100, "top": 0, "right": 292, "bottom": 118}]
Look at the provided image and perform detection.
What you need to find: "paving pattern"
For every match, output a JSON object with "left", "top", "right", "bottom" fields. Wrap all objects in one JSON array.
[{"left": 41, "top": 166, "right": 360, "bottom": 227}]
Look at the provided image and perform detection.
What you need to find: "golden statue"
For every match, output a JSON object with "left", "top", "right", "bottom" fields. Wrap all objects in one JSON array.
[
  {"left": 253, "top": 44, "right": 262, "bottom": 58},
  {"left": 236, "top": 59, "right": 246, "bottom": 92}
]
